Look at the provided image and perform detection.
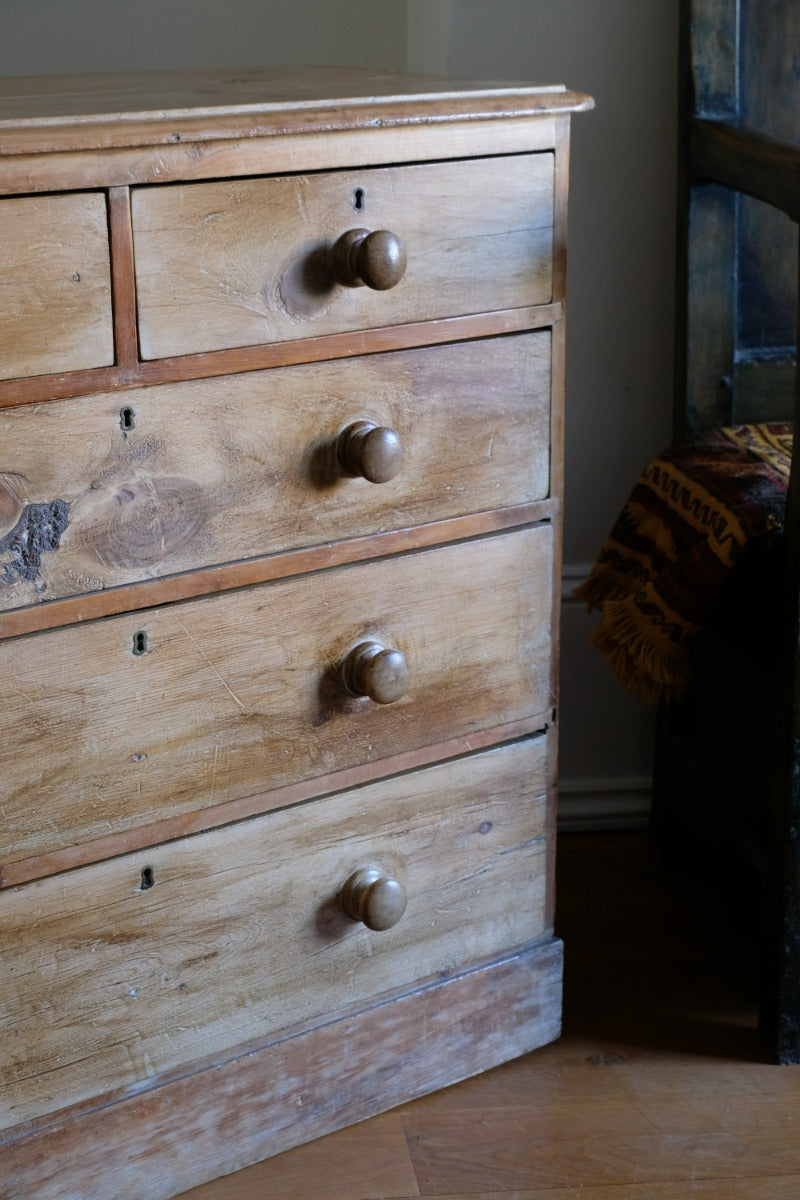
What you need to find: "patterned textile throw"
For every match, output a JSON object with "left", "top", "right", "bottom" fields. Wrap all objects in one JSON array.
[{"left": 576, "top": 423, "right": 792, "bottom": 702}]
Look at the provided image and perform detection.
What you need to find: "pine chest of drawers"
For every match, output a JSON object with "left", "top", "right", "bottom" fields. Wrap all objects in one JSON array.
[{"left": 0, "top": 68, "right": 591, "bottom": 1198}]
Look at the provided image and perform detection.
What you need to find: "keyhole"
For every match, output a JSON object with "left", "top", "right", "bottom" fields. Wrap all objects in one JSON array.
[
  {"left": 354, "top": 187, "right": 365, "bottom": 211},
  {"left": 140, "top": 866, "right": 155, "bottom": 890},
  {"left": 120, "top": 406, "right": 136, "bottom": 432},
  {"left": 132, "top": 630, "right": 148, "bottom": 656}
]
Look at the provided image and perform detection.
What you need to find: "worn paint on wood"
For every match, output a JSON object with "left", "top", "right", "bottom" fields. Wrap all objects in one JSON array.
[
  {"left": 0, "top": 64, "right": 583, "bottom": 1186},
  {"left": 0, "top": 192, "right": 113, "bottom": 380},
  {"left": 132, "top": 155, "right": 554, "bottom": 359},
  {"left": 0, "top": 334, "right": 551, "bottom": 610},
  {"left": 0, "top": 525, "right": 553, "bottom": 868},
  {"left": 1, "top": 737, "right": 551, "bottom": 1132},
  {"left": 0, "top": 939, "right": 562, "bottom": 1199}
]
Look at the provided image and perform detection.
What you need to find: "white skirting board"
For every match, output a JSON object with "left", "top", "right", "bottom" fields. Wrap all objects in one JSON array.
[{"left": 557, "top": 777, "right": 652, "bottom": 832}]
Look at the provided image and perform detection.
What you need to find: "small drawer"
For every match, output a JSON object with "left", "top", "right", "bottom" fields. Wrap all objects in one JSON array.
[
  {"left": 0, "top": 333, "right": 550, "bottom": 611},
  {"left": 131, "top": 154, "right": 554, "bottom": 359},
  {"left": 0, "top": 525, "right": 553, "bottom": 868},
  {"left": 0, "top": 193, "right": 114, "bottom": 381},
  {"left": 0, "top": 735, "right": 550, "bottom": 1132}
]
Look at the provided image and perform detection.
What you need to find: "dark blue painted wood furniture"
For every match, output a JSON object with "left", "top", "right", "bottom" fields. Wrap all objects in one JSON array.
[{"left": 653, "top": 0, "right": 800, "bottom": 1062}]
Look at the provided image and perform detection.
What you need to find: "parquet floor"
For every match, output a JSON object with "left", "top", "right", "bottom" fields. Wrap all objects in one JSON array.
[{"left": 178, "top": 832, "right": 800, "bottom": 1199}]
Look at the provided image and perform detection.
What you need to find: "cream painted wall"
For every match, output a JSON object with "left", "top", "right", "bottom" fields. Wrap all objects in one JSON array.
[
  {"left": 406, "top": 0, "right": 450, "bottom": 73},
  {"left": 2, "top": 0, "right": 677, "bottom": 825},
  {"left": 426, "top": 0, "right": 678, "bottom": 825},
  {"left": 0, "top": 0, "right": 408, "bottom": 74}
]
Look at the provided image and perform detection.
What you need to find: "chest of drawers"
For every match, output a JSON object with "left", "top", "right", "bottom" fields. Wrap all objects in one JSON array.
[{"left": 0, "top": 67, "right": 591, "bottom": 1198}]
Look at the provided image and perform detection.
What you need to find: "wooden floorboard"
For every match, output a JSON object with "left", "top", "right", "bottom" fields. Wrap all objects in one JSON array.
[
  {"left": 177, "top": 831, "right": 800, "bottom": 1199},
  {"left": 176, "top": 1113, "right": 420, "bottom": 1200}
]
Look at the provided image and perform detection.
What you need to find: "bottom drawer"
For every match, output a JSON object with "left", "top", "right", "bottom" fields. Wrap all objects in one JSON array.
[{"left": 2, "top": 735, "right": 552, "bottom": 1133}]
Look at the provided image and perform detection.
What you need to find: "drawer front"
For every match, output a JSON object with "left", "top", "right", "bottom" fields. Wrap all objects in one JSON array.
[
  {"left": 0, "top": 736, "right": 550, "bottom": 1131},
  {"left": 0, "top": 193, "right": 114, "bottom": 381},
  {"left": 1, "top": 525, "right": 553, "bottom": 866},
  {"left": 0, "top": 334, "right": 550, "bottom": 610},
  {"left": 131, "top": 154, "right": 554, "bottom": 359}
]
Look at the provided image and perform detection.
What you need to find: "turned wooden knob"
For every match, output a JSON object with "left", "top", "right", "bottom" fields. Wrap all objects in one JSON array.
[
  {"left": 337, "top": 421, "right": 403, "bottom": 483},
  {"left": 342, "top": 640, "right": 409, "bottom": 704},
  {"left": 340, "top": 867, "right": 407, "bottom": 931},
  {"left": 331, "top": 228, "right": 407, "bottom": 290}
]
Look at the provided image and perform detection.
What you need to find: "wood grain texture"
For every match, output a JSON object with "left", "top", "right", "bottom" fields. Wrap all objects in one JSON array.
[
  {"left": 0, "top": 304, "right": 559, "bottom": 411},
  {"left": 0, "top": 333, "right": 550, "bottom": 610},
  {"left": 107, "top": 185, "right": 139, "bottom": 369},
  {"left": 551, "top": 117, "right": 571, "bottom": 303},
  {"left": 680, "top": 0, "right": 798, "bottom": 433},
  {"left": 547, "top": 319, "right": 566, "bottom": 722},
  {"left": 17, "top": 822, "right": 800, "bottom": 1200},
  {"left": 3, "top": 717, "right": 547, "bottom": 889},
  {"left": 1, "top": 939, "right": 561, "bottom": 1199},
  {"left": 0, "top": 64, "right": 584, "bottom": 1196},
  {"left": 403, "top": 1127, "right": 800, "bottom": 1195},
  {"left": 0, "top": 65, "right": 563, "bottom": 122},
  {"left": 0, "top": 65, "right": 591, "bottom": 157},
  {"left": 0, "top": 192, "right": 113, "bottom": 380},
  {"left": 172, "top": 829, "right": 800, "bottom": 1200},
  {"left": 0, "top": 117, "right": 560, "bottom": 197},
  {"left": 691, "top": 119, "right": 800, "bottom": 222},
  {"left": 0, "top": 735, "right": 551, "bottom": 1131},
  {"left": 0, "top": 525, "right": 552, "bottom": 868},
  {"left": 174, "top": 1115, "right": 419, "bottom": 1200},
  {"left": 683, "top": 182, "right": 737, "bottom": 433},
  {"left": 735, "top": 0, "right": 800, "bottom": 353},
  {"left": 391, "top": 829, "right": 800, "bottom": 1197},
  {"left": 132, "top": 155, "right": 554, "bottom": 359},
  {"left": 0, "top": 502, "right": 554, "bottom": 646},
  {"left": 688, "top": 0, "right": 739, "bottom": 117}
]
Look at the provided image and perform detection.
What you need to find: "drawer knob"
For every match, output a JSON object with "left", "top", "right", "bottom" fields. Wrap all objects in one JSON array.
[
  {"left": 331, "top": 228, "right": 407, "bottom": 290},
  {"left": 342, "top": 640, "right": 409, "bottom": 705},
  {"left": 337, "top": 421, "right": 403, "bottom": 484},
  {"left": 340, "top": 867, "right": 408, "bottom": 931}
]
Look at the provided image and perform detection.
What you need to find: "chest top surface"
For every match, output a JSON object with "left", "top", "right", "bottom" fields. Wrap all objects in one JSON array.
[{"left": 0, "top": 65, "right": 592, "bottom": 155}]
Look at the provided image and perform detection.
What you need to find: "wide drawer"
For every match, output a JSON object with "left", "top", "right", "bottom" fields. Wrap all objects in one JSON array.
[
  {"left": 1, "top": 525, "right": 553, "bottom": 869},
  {"left": 131, "top": 154, "right": 554, "bottom": 359},
  {"left": 0, "top": 334, "right": 551, "bottom": 611},
  {"left": 0, "top": 193, "right": 114, "bottom": 381},
  {"left": 0, "top": 736, "right": 551, "bottom": 1133}
]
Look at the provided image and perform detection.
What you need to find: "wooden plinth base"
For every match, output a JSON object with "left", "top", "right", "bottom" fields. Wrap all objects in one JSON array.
[{"left": 2, "top": 940, "right": 562, "bottom": 1200}]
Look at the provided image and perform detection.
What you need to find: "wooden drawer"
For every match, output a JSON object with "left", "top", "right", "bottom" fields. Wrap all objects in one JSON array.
[
  {"left": 0, "top": 333, "right": 550, "bottom": 611},
  {"left": 0, "top": 193, "right": 114, "bottom": 381},
  {"left": 131, "top": 154, "right": 554, "bottom": 359},
  {"left": 0, "top": 736, "right": 551, "bottom": 1133},
  {"left": 1, "top": 525, "right": 553, "bottom": 871}
]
